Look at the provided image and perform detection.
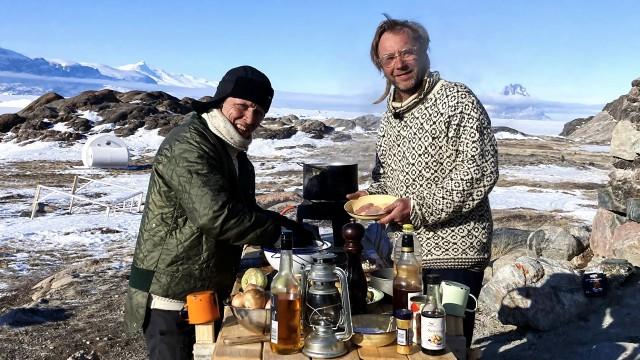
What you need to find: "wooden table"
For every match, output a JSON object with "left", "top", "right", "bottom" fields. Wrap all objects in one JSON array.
[
  {"left": 212, "top": 247, "right": 462, "bottom": 360},
  {"left": 212, "top": 304, "right": 460, "bottom": 360}
]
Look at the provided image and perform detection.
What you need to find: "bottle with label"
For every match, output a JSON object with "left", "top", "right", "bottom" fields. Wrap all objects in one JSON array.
[
  {"left": 395, "top": 308, "right": 414, "bottom": 354},
  {"left": 270, "top": 230, "right": 302, "bottom": 354},
  {"left": 420, "top": 274, "right": 446, "bottom": 355},
  {"left": 342, "top": 219, "right": 368, "bottom": 315},
  {"left": 392, "top": 224, "right": 423, "bottom": 314}
]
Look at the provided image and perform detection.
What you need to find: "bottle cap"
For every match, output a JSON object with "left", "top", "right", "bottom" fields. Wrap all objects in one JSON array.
[
  {"left": 280, "top": 230, "right": 293, "bottom": 250},
  {"left": 394, "top": 308, "right": 412, "bottom": 320},
  {"left": 402, "top": 224, "right": 414, "bottom": 232},
  {"left": 424, "top": 273, "right": 441, "bottom": 285}
]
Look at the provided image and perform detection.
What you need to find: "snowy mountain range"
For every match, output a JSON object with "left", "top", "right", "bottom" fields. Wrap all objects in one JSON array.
[
  {"left": 0, "top": 47, "right": 216, "bottom": 96},
  {"left": 0, "top": 47, "right": 600, "bottom": 121}
]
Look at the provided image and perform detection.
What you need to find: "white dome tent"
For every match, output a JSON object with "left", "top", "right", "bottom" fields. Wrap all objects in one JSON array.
[{"left": 81, "top": 134, "right": 130, "bottom": 169}]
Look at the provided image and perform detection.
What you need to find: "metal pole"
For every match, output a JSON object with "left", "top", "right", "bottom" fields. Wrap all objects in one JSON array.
[
  {"left": 69, "top": 175, "right": 79, "bottom": 214},
  {"left": 30, "top": 185, "right": 41, "bottom": 219}
]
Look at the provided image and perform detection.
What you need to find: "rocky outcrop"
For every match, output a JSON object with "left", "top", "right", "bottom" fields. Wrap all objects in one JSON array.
[
  {"left": 560, "top": 116, "right": 592, "bottom": 137},
  {"left": 566, "top": 111, "right": 616, "bottom": 144},
  {"left": 527, "top": 225, "right": 589, "bottom": 261},
  {"left": 565, "top": 78, "right": 640, "bottom": 143},
  {"left": 479, "top": 256, "right": 588, "bottom": 331},
  {"left": 1, "top": 89, "right": 372, "bottom": 144}
]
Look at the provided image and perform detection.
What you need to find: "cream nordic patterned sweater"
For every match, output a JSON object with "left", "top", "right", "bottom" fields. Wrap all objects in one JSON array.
[{"left": 367, "top": 72, "right": 499, "bottom": 270}]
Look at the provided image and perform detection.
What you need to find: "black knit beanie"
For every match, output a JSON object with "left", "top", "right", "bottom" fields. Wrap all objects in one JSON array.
[{"left": 204, "top": 65, "right": 274, "bottom": 113}]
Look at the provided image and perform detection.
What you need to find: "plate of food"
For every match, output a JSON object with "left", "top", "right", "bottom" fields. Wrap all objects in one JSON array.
[{"left": 344, "top": 194, "right": 398, "bottom": 221}]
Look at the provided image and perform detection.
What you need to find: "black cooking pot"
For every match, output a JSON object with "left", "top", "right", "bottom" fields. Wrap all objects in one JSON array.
[{"left": 301, "top": 163, "right": 358, "bottom": 201}]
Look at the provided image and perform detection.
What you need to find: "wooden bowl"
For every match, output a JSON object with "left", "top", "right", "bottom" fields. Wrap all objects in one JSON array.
[
  {"left": 351, "top": 314, "right": 396, "bottom": 348},
  {"left": 344, "top": 194, "right": 398, "bottom": 221}
]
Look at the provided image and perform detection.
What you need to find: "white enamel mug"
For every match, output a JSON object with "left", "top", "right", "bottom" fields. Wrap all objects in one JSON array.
[{"left": 440, "top": 280, "right": 477, "bottom": 317}]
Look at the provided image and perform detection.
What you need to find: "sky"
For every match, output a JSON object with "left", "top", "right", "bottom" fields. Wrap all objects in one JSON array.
[{"left": 1, "top": 0, "right": 639, "bottom": 105}]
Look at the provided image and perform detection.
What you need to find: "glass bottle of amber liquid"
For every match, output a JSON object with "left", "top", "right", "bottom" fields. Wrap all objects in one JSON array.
[
  {"left": 392, "top": 224, "right": 423, "bottom": 313},
  {"left": 270, "top": 230, "right": 302, "bottom": 354}
]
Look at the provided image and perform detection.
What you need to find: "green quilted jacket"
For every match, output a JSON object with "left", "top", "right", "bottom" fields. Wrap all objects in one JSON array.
[{"left": 124, "top": 112, "right": 281, "bottom": 331}]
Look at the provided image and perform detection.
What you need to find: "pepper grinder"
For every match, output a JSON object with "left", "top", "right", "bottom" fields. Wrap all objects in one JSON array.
[{"left": 342, "top": 218, "right": 368, "bottom": 314}]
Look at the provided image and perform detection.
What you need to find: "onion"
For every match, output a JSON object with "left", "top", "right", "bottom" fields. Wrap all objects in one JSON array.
[
  {"left": 231, "top": 292, "right": 245, "bottom": 307},
  {"left": 243, "top": 289, "right": 267, "bottom": 309}
]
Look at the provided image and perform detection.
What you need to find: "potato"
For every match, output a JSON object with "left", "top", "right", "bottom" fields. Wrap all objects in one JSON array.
[
  {"left": 244, "top": 283, "right": 264, "bottom": 292},
  {"left": 231, "top": 292, "right": 245, "bottom": 307},
  {"left": 243, "top": 288, "right": 267, "bottom": 309}
]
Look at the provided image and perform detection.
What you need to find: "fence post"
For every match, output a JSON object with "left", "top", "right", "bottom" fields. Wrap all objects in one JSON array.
[
  {"left": 30, "top": 185, "right": 42, "bottom": 219},
  {"left": 69, "top": 175, "right": 79, "bottom": 214}
]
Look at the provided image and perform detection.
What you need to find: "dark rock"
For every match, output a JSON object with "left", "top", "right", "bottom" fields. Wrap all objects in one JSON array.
[
  {"left": 632, "top": 78, "right": 640, "bottom": 87},
  {"left": 117, "top": 90, "right": 179, "bottom": 105},
  {"left": 67, "top": 117, "right": 92, "bottom": 132},
  {"left": 492, "top": 227, "right": 532, "bottom": 255},
  {"left": 64, "top": 89, "right": 121, "bottom": 109},
  {"left": 298, "top": 120, "right": 333, "bottom": 139},
  {"left": 325, "top": 118, "right": 356, "bottom": 131},
  {"left": 560, "top": 117, "right": 592, "bottom": 137},
  {"left": 527, "top": 226, "right": 587, "bottom": 261},
  {"left": 253, "top": 126, "right": 297, "bottom": 140},
  {"left": 330, "top": 133, "right": 352, "bottom": 142},
  {"left": 20, "top": 106, "right": 59, "bottom": 121},
  {"left": 276, "top": 115, "right": 300, "bottom": 125},
  {"left": 597, "top": 186, "right": 627, "bottom": 214},
  {"left": 114, "top": 120, "right": 145, "bottom": 137},
  {"left": 620, "top": 101, "right": 640, "bottom": 122},
  {"left": 0, "top": 113, "right": 25, "bottom": 133},
  {"left": 612, "top": 157, "right": 640, "bottom": 170},
  {"left": 627, "top": 198, "right": 640, "bottom": 222},
  {"left": 157, "top": 99, "right": 191, "bottom": 114},
  {"left": 492, "top": 126, "right": 528, "bottom": 136},
  {"left": 99, "top": 104, "right": 158, "bottom": 124},
  {"left": 353, "top": 114, "right": 381, "bottom": 131},
  {"left": 603, "top": 95, "right": 627, "bottom": 121},
  {"left": 17, "top": 92, "right": 64, "bottom": 117}
]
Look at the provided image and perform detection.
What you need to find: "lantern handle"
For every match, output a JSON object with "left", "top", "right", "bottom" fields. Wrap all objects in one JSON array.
[{"left": 333, "top": 267, "right": 353, "bottom": 341}]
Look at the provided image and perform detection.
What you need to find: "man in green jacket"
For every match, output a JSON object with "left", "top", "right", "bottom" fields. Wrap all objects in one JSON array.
[{"left": 124, "top": 66, "right": 311, "bottom": 360}]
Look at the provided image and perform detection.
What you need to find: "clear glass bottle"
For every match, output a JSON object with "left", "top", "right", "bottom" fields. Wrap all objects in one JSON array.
[
  {"left": 420, "top": 274, "right": 446, "bottom": 355},
  {"left": 392, "top": 224, "right": 423, "bottom": 314},
  {"left": 270, "top": 230, "right": 302, "bottom": 354}
]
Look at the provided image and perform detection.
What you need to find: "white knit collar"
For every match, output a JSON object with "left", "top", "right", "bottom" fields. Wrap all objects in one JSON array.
[{"left": 202, "top": 109, "right": 251, "bottom": 152}]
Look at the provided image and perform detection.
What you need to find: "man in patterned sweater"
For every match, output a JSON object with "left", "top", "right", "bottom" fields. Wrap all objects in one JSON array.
[{"left": 348, "top": 16, "right": 499, "bottom": 349}]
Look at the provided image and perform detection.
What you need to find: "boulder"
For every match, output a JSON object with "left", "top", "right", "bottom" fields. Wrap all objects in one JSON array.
[
  {"left": 596, "top": 258, "right": 635, "bottom": 287},
  {"left": 63, "top": 89, "right": 120, "bottom": 109},
  {"left": 627, "top": 198, "right": 640, "bottom": 222},
  {"left": 479, "top": 256, "right": 588, "bottom": 331},
  {"left": 17, "top": 92, "right": 64, "bottom": 117},
  {"left": 330, "top": 133, "right": 352, "bottom": 142},
  {"left": 610, "top": 120, "right": 640, "bottom": 160},
  {"left": 527, "top": 225, "right": 587, "bottom": 261},
  {"left": 114, "top": 120, "right": 145, "bottom": 137},
  {"left": 0, "top": 113, "right": 25, "bottom": 133},
  {"left": 275, "top": 115, "right": 299, "bottom": 125},
  {"left": 590, "top": 208, "right": 626, "bottom": 257},
  {"left": 253, "top": 125, "right": 297, "bottom": 140},
  {"left": 610, "top": 223, "right": 640, "bottom": 266},
  {"left": 325, "top": 118, "right": 356, "bottom": 131},
  {"left": 606, "top": 169, "right": 640, "bottom": 213},
  {"left": 353, "top": 114, "right": 381, "bottom": 131},
  {"left": 298, "top": 120, "right": 333, "bottom": 139},
  {"left": 491, "top": 227, "right": 532, "bottom": 257}
]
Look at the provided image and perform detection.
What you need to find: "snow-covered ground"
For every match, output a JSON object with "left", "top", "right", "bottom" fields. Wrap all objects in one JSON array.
[{"left": 0, "top": 99, "right": 612, "bottom": 289}]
